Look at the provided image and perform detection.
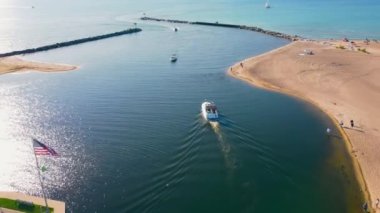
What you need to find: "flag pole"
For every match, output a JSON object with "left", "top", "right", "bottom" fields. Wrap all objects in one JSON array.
[{"left": 32, "top": 139, "right": 50, "bottom": 213}]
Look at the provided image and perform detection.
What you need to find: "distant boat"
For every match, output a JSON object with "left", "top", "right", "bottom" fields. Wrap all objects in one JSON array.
[
  {"left": 201, "top": 101, "right": 219, "bottom": 121},
  {"left": 170, "top": 54, "right": 177, "bottom": 62},
  {"left": 265, "top": 0, "right": 270, "bottom": 8}
]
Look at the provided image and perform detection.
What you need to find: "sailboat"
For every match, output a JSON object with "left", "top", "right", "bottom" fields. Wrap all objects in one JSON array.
[{"left": 265, "top": 0, "right": 270, "bottom": 8}]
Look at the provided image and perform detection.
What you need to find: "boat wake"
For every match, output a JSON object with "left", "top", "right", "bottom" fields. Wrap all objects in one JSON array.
[
  {"left": 125, "top": 112, "right": 291, "bottom": 212},
  {"left": 209, "top": 119, "right": 236, "bottom": 171},
  {"left": 124, "top": 117, "right": 205, "bottom": 212}
]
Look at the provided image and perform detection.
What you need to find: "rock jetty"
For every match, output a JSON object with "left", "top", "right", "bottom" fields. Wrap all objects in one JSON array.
[
  {"left": 0, "top": 28, "right": 142, "bottom": 58},
  {"left": 140, "top": 17, "right": 300, "bottom": 41}
]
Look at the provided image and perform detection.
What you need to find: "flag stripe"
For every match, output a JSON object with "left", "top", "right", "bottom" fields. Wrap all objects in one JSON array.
[{"left": 33, "top": 138, "right": 59, "bottom": 156}]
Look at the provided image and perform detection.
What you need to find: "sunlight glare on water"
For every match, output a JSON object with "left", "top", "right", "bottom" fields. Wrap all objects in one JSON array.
[
  {"left": 0, "top": 85, "right": 39, "bottom": 192},
  {"left": 0, "top": 82, "right": 92, "bottom": 201},
  {"left": 0, "top": 17, "right": 366, "bottom": 212}
]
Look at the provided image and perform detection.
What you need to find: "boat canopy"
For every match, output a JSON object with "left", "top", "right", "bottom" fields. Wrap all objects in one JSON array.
[{"left": 205, "top": 104, "right": 217, "bottom": 113}]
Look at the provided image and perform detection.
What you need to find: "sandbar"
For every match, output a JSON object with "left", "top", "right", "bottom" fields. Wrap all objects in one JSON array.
[
  {"left": 0, "top": 57, "right": 77, "bottom": 75},
  {"left": 229, "top": 39, "right": 380, "bottom": 212}
]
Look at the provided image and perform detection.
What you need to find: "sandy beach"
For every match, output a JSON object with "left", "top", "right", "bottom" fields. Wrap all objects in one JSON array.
[
  {"left": 0, "top": 57, "right": 77, "bottom": 75},
  {"left": 229, "top": 39, "right": 380, "bottom": 212}
]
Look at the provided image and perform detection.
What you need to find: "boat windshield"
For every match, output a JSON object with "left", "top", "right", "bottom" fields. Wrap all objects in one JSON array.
[{"left": 205, "top": 105, "right": 217, "bottom": 113}]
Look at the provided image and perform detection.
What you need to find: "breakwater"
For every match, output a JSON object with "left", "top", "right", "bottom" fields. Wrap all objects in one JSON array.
[
  {"left": 0, "top": 28, "right": 142, "bottom": 58},
  {"left": 141, "top": 17, "right": 300, "bottom": 41}
]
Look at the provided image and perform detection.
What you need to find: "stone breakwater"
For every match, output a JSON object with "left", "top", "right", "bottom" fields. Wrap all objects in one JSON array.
[
  {"left": 141, "top": 17, "right": 300, "bottom": 41},
  {"left": 0, "top": 28, "right": 142, "bottom": 58}
]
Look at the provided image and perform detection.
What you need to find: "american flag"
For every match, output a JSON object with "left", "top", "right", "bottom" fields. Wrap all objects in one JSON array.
[{"left": 33, "top": 138, "right": 59, "bottom": 156}]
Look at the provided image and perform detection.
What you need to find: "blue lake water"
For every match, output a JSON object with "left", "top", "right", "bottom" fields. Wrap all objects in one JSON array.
[
  {"left": 0, "top": 23, "right": 365, "bottom": 212},
  {"left": 0, "top": 0, "right": 371, "bottom": 212},
  {"left": 1, "top": 0, "right": 380, "bottom": 53}
]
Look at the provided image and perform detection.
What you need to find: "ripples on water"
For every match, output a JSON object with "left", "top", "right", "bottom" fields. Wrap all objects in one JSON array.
[
  {"left": 0, "top": 19, "right": 364, "bottom": 212},
  {"left": 0, "top": 82, "right": 93, "bottom": 206},
  {"left": 123, "top": 109, "right": 297, "bottom": 212}
]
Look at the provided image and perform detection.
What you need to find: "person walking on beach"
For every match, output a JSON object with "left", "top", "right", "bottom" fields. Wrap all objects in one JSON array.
[
  {"left": 240, "top": 62, "right": 243, "bottom": 68},
  {"left": 376, "top": 198, "right": 379, "bottom": 208},
  {"left": 350, "top": 120, "right": 354, "bottom": 128}
]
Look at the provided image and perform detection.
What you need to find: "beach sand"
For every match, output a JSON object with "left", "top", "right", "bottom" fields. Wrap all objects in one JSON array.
[
  {"left": 229, "top": 39, "right": 380, "bottom": 212},
  {"left": 0, "top": 57, "right": 77, "bottom": 75}
]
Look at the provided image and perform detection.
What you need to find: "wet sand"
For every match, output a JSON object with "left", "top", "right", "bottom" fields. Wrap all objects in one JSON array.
[
  {"left": 229, "top": 39, "right": 380, "bottom": 212},
  {"left": 0, "top": 57, "right": 77, "bottom": 75}
]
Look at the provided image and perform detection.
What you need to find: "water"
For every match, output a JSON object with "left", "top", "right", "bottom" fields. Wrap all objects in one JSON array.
[
  {"left": 0, "top": 0, "right": 379, "bottom": 53},
  {"left": 0, "top": 22, "right": 365, "bottom": 212},
  {"left": 0, "top": 0, "right": 369, "bottom": 212}
]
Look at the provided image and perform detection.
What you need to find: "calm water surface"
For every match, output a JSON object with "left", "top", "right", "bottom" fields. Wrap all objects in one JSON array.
[
  {"left": 0, "top": 22, "right": 364, "bottom": 212},
  {"left": 0, "top": 0, "right": 380, "bottom": 53}
]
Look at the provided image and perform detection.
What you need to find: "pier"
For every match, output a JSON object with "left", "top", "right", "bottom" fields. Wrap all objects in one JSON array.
[
  {"left": 0, "top": 28, "right": 142, "bottom": 58},
  {"left": 141, "top": 17, "right": 300, "bottom": 41}
]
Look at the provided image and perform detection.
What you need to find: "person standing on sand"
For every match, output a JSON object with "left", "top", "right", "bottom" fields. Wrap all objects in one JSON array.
[
  {"left": 350, "top": 120, "right": 354, "bottom": 128},
  {"left": 376, "top": 198, "right": 379, "bottom": 208},
  {"left": 240, "top": 62, "right": 243, "bottom": 68}
]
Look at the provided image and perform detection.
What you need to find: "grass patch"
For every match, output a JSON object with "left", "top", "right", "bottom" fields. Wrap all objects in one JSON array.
[
  {"left": 336, "top": 45, "right": 346, "bottom": 49},
  {"left": 0, "top": 198, "right": 54, "bottom": 213},
  {"left": 358, "top": 48, "right": 369, "bottom": 54}
]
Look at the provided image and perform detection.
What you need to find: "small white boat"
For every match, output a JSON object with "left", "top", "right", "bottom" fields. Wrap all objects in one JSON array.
[
  {"left": 170, "top": 54, "right": 177, "bottom": 62},
  {"left": 265, "top": 0, "right": 270, "bottom": 8},
  {"left": 201, "top": 101, "right": 219, "bottom": 121}
]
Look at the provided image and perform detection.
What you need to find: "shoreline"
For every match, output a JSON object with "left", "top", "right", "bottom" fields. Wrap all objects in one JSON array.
[
  {"left": 228, "top": 39, "right": 380, "bottom": 212},
  {"left": 0, "top": 57, "right": 78, "bottom": 75},
  {"left": 228, "top": 60, "right": 371, "bottom": 209},
  {"left": 0, "top": 191, "right": 65, "bottom": 213}
]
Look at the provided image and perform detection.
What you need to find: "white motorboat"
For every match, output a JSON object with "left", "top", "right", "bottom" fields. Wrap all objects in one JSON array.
[
  {"left": 201, "top": 101, "right": 219, "bottom": 121},
  {"left": 170, "top": 54, "right": 177, "bottom": 62}
]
